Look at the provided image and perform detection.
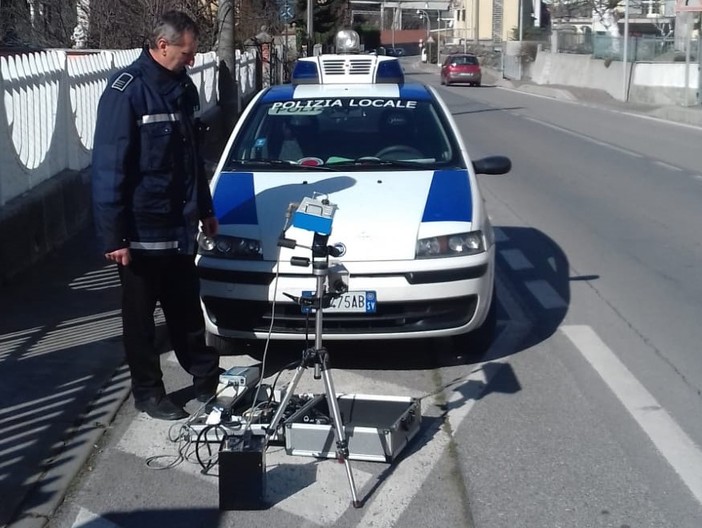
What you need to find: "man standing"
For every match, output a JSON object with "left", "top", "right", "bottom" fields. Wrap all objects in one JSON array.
[{"left": 92, "top": 11, "right": 220, "bottom": 420}]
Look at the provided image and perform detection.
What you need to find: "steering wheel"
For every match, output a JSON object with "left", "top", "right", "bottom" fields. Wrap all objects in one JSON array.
[{"left": 374, "top": 145, "right": 424, "bottom": 160}]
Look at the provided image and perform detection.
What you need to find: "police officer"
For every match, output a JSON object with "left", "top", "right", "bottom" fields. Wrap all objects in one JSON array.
[{"left": 92, "top": 11, "right": 220, "bottom": 420}]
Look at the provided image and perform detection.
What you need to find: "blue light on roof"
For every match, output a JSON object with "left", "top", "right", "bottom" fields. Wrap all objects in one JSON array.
[
  {"left": 260, "top": 84, "right": 297, "bottom": 102},
  {"left": 398, "top": 83, "right": 433, "bottom": 100},
  {"left": 291, "top": 61, "right": 320, "bottom": 85},
  {"left": 375, "top": 59, "right": 404, "bottom": 84}
]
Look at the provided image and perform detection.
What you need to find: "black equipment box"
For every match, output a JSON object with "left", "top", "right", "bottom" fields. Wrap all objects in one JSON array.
[
  {"left": 219, "top": 430, "right": 267, "bottom": 510},
  {"left": 284, "top": 394, "right": 421, "bottom": 463}
]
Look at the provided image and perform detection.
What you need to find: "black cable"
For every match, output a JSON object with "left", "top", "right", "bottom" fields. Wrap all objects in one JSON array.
[{"left": 195, "top": 423, "right": 232, "bottom": 474}]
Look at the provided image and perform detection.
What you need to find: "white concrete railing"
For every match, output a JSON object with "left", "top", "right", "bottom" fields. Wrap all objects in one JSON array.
[
  {"left": 0, "top": 48, "right": 258, "bottom": 207},
  {"left": 529, "top": 50, "right": 699, "bottom": 105}
]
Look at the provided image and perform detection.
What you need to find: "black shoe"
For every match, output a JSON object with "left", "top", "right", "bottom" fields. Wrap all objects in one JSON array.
[
  {"left": 196, "top": 392, "right": 216, "bottom": 404},
  {"left": 195, "top": 392, "right": 228, "bottom": 414},
  {"left": 135, "top": 395, "right": 188, "bottom": 421},
  {"left": 196, "top": 392, "right": 217, "bottom": 413}
]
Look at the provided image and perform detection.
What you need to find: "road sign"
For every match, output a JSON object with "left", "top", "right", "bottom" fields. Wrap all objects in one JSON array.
[{"left": 280, "top": 2, "right": 295, "bottom": 23}]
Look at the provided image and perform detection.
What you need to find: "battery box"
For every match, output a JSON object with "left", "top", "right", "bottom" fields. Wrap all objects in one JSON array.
[
  {"left": 219, "top": 430, "right": 267, "bottom": 510},
  {"left": 283, "top": 394, "right": 421, "bottom": 463}
]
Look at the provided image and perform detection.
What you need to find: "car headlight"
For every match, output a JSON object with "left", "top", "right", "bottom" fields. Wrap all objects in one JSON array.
[
  {"left": 416, "top": 231, "right": 485, "bottom": 258},
  {"left": 197, "top": 233, "right": 262, "bottom": 260}
]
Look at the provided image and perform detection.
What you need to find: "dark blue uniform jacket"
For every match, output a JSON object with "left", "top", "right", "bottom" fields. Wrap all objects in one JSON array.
[{"left": 92, "top": 48, "right": 214, "bottom": 256}]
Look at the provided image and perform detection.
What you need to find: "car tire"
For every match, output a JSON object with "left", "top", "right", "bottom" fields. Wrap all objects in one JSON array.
[
  {"left": 440, "top": 76, "right": 445, "bottom": 85},
  {"left": 451, "top": 289, "right": 497, "bottom": 357}
]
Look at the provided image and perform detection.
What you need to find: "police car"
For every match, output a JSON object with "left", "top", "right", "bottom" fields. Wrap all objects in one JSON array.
[{"left": 197, "top": 30, "right": 511, "bottom": 350}]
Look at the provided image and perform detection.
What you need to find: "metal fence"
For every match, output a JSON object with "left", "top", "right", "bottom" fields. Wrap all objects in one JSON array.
[
  {"left": 556, "top": 32, "right": 594, "bottom": 55},
  {"left": 592, "top": 34, "right": 681, "bottom": 61},
  {"left": 542, "top": 31, "right": 686, "bottom": 61}
]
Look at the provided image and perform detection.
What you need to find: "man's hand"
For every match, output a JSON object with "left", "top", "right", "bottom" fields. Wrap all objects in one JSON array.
[
  {"left": 201, "top": 216, "right": 219, "bottom": 237},
  {"left": 105, "top": 248, "right": 131, "bottom": 266}
]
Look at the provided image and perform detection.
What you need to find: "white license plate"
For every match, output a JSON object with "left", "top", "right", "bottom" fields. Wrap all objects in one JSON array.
[{"left": 301, "top": 291, "right": 377, "bottom": 313}]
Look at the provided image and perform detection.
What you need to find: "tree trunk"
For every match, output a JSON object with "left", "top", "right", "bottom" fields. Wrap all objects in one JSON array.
[{"left": 216, "top": 0, "right": 239, "bottom": 137}]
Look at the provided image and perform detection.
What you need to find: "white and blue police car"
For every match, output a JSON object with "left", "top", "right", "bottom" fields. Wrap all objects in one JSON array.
[{"left": 197, "top": 30, "right": 511, "bottom": 351}]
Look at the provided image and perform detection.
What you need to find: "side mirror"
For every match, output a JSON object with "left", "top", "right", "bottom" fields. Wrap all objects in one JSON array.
[{"left": 473, "top": 155, "right": 511, "bottom": 175}]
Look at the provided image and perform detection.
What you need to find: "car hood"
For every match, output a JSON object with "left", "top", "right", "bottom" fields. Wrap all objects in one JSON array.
[{"left": 211, "top": 169, "right": 474, "bottom": 261}]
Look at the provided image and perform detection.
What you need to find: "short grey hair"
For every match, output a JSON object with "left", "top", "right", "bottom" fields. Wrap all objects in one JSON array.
[{"left": 148, "top": 10, "right": 199, "bottom": 49}]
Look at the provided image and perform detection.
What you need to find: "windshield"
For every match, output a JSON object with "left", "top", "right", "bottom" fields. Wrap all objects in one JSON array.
[
  {"left": 223, "top": 95, "right": 463, "bottom": 171},
  {"left": 450, "top": 55, "right": 479, "bottom": 66}
]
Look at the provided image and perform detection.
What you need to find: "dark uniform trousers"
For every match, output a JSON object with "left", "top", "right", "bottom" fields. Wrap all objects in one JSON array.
[{"left": 118, "top": 253, "right": 219, "bottom": 403}]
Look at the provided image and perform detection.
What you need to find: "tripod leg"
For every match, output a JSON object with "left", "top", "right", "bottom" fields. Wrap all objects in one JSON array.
[
  {"left": 266, "top": 363, "right": 307, "bottom": 437},
  {"left": 319, "top": 360, "right": 361, "bottom": 508}
]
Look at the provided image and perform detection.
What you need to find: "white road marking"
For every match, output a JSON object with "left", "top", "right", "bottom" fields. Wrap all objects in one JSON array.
[
  {"left": 524, "top": 279, "right": 567, "bottom": 309},
  {"left": 547, "top": 256, "right": 557, "bottom": 272},
  {"left": 497, "top": 84, "right": 702, "bottom": 131},
  {"left": 590, "top": 140, "right": 644, "bottom": 158},
  {"left": 72, "top": 507, "right": 120, "bottom": 528},
  {"left": 267, "top": 447, "right": 372, "bottom": 524},
  {"left": 499, "top": 249, "right": 534, "bottom": 271},
  {"left": 522, "top": 115, "right": 643, "bottom": 158},
  {"left": 493, "top": 227, "right": 509, "bottom": 242},
  {"left": 562, "top": 325, "right": 702, "bottom": 506},
  {"left": 359, "top": 326, "right": 519, "bottom": 527},
  {"left": 115, "top": 369, "right": 412, "bottom": 526},
  {"left": 653, "top": 160, "right": 683, "bottom": 172}
]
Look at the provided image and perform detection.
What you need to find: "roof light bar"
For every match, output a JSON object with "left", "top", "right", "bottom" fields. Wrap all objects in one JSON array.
[
  {"left": 291, "top": 30, "right": 405, "bottom": 85},
  {"left": 375, "top": 59, "right": 404, "bottom": 84},
  {"left": 291, "top": 60, "right": 320, "bottom": 85}
]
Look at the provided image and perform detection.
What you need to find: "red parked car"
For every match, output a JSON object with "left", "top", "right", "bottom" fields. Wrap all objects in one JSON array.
[{"left": 440, "top": 53, "right": 482, "bottom": 87}]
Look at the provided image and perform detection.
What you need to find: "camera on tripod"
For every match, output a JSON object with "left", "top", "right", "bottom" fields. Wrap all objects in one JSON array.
[{"left": 278, "top": 193, "right": 349, "bottom": 309}]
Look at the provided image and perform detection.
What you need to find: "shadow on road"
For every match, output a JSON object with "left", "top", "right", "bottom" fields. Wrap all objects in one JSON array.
[{"left": 0, "top": 228, "right": 127, "bottom": 526}]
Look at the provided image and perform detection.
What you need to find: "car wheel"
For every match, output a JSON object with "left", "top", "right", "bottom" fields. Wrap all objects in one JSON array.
[
  {"left": 440, "top": 76, "right": 445, "bottom": 85},
  {"left": 451, "top": 289, "right": 497, "bottom": 357}
]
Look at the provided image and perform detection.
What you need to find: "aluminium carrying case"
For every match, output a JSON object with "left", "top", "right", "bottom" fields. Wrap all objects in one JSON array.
[{"left": 283, "top": 393, "right": 421, "bottom": 463}]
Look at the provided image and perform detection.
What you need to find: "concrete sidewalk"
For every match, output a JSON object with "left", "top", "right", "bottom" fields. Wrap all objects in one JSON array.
[{"left": 0, "top": 230, "right": 131, "bottom": 528}]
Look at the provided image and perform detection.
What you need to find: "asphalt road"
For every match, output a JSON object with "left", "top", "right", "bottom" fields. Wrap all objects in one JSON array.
[{"left": 4, "top": 68, "right": 702, "bottom": 528}]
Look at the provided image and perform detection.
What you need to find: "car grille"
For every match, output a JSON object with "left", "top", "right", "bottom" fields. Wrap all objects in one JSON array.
[
  {"left": 198, "top": 265, "right": 487, "bottom": 286},
  {"left": 202, "top": 295, "right": 478, "bottom": 335},
  {"left": 322, "top": 58, "right": 373, "bottom": 76}
]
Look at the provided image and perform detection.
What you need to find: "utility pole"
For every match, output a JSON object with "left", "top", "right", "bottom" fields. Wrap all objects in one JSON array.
[
  {"left": 518, "top": 0, "right": 523, "bottom": 41},
  {"left": 473, "top": 0, "right": 479, "bottom": 44},
  {"left": 307, "top": 0, "right": 314, "bottom": 53}
]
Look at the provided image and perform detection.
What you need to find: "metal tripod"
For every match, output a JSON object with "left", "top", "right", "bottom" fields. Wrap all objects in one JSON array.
[{"left": 265, "top": 259, "right": 361, "bottom": 508}]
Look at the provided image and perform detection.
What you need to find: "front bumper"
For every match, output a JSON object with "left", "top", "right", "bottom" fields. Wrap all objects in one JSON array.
[{"left": 198, "top": 252, "right": 495, "bottom": 340}]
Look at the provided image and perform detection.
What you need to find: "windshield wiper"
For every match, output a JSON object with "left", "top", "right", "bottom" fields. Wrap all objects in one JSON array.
[
  {"left": 230, "top": 159, "right": 293, "bottom": 167},
  {"left": 327, "top": 158, "right": 436, "bottom": 169},
  {"left": 224, "top": 159, "right": 338, "bottom": 171}
]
